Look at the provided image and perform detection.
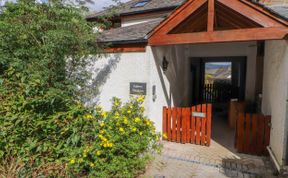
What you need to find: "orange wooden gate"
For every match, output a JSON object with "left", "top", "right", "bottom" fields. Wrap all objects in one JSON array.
[
  {"left": 162, "top": 104, "right": 212, "bottom": 146},
  {"left": 236, "top": 113, "right": 271, "bottom": 156}
]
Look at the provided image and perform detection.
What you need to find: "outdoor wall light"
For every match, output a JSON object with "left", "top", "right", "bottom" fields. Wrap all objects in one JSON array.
[{"left": 162, "top": 57, "right": 169, "bottom": 72}]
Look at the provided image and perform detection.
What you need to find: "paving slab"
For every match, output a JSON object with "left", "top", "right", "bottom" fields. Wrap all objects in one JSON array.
[{"left": 139, "top": 141, "right": 276, "bottom": 178}]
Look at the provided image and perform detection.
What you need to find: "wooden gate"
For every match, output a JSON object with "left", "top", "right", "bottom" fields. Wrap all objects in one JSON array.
[
  {"left": 162, "top": 104, "right": 212, "bottom": 146},
  {"left": 236, "top": 113, "right": 271, "bottom": 156}
]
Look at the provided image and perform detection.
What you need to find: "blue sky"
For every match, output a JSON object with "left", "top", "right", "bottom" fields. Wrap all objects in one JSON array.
[{"left": 88, "top": 0, "right": 129, "bottom": 11}]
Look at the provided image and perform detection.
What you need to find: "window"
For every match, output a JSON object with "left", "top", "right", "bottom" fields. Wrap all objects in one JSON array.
[{"left": 132, "top": 0, "right": 150, "bottom": 8}]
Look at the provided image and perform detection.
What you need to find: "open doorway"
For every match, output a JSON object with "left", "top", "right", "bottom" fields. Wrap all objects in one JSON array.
[{"left": 191, "top": 57, "right": 247, "bottom": 151}]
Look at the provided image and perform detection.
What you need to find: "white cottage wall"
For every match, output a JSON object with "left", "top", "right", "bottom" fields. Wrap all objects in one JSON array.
[{"left": 262, "top": 40, "right": 288, "bottom": 167}]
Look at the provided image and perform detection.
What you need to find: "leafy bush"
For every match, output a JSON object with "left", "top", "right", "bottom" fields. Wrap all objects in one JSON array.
[
  {"left": 67, "top": 97, "right": 161, "bottom": 177},
  {"left": 0, "top": 97, "right": 161, "bottom": 177}
]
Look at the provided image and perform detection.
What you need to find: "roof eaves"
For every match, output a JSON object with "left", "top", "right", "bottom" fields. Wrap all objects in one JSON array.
[
  {"left": 98, "top": 39, "right": 148, "bottom": 45},
  {"left": 119, "top": 6, "right": 179, "bottom": 16}
]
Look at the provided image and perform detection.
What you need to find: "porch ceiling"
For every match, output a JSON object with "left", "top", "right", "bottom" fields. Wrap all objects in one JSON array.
[{"left": 148, "top": 0, "right": 288, "bottom": 46}]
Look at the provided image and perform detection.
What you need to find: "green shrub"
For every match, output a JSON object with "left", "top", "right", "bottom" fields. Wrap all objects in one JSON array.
[
  {"left": 67, "top": 97, "right": 161, "bottom": 177},
  {"left": 0, "top": 96, "right": 161, "bottom": 177}
]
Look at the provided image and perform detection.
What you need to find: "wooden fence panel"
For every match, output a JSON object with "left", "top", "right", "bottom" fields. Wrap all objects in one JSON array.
[
  {"left": 163, "top": 104, "right": 212, "bottom": 147},
  {"left": 236, "top": 113, "right": 271, "bottom": 156}
]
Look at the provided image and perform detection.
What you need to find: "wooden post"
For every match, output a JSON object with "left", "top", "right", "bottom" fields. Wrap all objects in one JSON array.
[{"left": 208, "top": 0, "right": 215, "bottom": 32}]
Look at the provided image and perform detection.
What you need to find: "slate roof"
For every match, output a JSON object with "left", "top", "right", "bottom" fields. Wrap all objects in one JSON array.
[
  {"left": 264, "top": 5, "right": 288, "bottom": 20},
  {"left": 87, "top": 0, "right": 186, "bottom": 18},
  {"left": 98, "top": 18, "right": 164, "bottom": 44}
]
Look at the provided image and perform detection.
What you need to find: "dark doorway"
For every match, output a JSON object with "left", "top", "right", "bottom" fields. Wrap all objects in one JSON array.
[
  {"left": 190, "top": 57, "right": 247, "bottom": 152},
  {"left": 191, "top": 57, "right": 247, "bottom": 105}
]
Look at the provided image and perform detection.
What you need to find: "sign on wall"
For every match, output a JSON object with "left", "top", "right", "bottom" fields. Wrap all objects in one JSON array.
[{"left": 130, "top": 82, "right": 147, "bottom": 95}]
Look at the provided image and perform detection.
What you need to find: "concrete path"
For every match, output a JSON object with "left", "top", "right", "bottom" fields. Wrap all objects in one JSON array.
[{"left": 139, "top": 141, "right": 276, "bottom": 178}]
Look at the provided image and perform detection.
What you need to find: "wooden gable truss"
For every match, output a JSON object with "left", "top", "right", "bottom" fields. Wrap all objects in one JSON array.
[{"left": 148, "top": 0, "right": 288, "bottom": 45}]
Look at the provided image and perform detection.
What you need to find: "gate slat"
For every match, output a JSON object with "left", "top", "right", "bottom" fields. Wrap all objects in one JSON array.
[
  {"left": 186, "top": 108, "right": 191, "bottom": 143},
  {"left": 167, "top": 108, "right": 172, "bottom": 141},
  {"left": 257, "top": 115, "right": 265, "bottom": 155},
  {"left": 237, "top": 113, "right": 245, "bottom": 152},
  {"left": 196, "top": 105, "right": 201, "bottom": 145},
  {"left": 201, "top": 104, "right": 207, "bottom": 146},
  {"left": 182, "top": 108, "right": 187, "bottom": 143},
  {"left": 163, "top": 107, "right": 167, "bottom": 140},
  {"left": 251, "top": 114, "right": 258, "bottom": 155},
  {"left": 177, "top": 108, "right": 182, "bottom": 143},
  {"left": 207, "top": 104, "right": 212, "bottom": 146},
  {"left": 172, "top": 108, "right": 177, "bottom": 142},
  {"left": 191, "top": 106, "right": 196, "bottom": 144},
  {"left": 244, "top": 113, "right": 251, "bottom": 153}
]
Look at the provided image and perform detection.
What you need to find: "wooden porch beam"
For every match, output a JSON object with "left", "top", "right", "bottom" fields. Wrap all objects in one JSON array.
[
  {"left": 149, "top": 27, "right": 288, "bottom": 46},
  {"left": 207, "top": 0, "right": 215, "bottom": 32}
]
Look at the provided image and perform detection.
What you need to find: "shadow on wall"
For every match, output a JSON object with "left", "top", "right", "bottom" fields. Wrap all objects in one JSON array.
[
  {"left": 152, "top": 47, "right": 173, "bottom": 107},
  {"left": 82, "top": 53, "right": 121, "bottom": 106}
]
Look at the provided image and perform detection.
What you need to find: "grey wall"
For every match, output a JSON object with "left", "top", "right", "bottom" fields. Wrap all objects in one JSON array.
[{"left": 262, "top": 40, "right": 288, "bottom": 166}]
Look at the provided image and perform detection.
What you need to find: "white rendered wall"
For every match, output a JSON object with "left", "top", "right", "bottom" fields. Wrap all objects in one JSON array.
[
  {"left": 121, "top": 11, "right": 169, "bottom": 27},
  {"left": 262, "top": 40, "right": 288, "bottom": 166},
  {"left": 91, "top": 47, "right": 169, "bottom": 132}
]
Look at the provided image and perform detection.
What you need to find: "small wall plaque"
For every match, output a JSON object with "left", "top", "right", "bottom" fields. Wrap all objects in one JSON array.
[
  {"left": 130, "top": 82, "right": 147, "bottom": 95},
  {"left": 192, "top": 112, "right": 206, "bottom": 118}
]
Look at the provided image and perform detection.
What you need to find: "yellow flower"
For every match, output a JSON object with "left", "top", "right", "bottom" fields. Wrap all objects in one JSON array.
[
  {"left": 96, "top": 151, "right": 102, "bottom": 156},
  {"left": 90, "top": 163, "right": 95, "bottom": 168},
  {"left": 103, "top": 143, "right": 108, "bottom": 148},
  {"left": 134, "top": 117, "right": 141, "bottom": 123},
  {"left": 139, "top": 132, "right": 143, "bottom": 136},
  {"left": 123, "top": 118, "right": 128, "bottom": 125},
  {"left": 115, "top": 112, "right": 120, "bottom": 119},
  {"left": 83, "top": 153, "right": 87, "bottom": 158},
  {"left": 100, "top": 130, "right": 105, "bottom": 134},
  {"left": 70, "top": 159, "right": 76, "bottom": 164},
  {"left": 119, "top": 127, "right": 125, "bottom": 133},
  {"left": 156, "top": 136, "right": 159, "bottom": 141},
  {"left": 115, "top": 101, "right": 119, "bottom": 106},
  {"left": 137, "top": 96, "right": 145, "bottom": 103},
  {"left": 84, "top": 114, "right": 93, "bottom": 120},
  {"left": 127, "top": 110, "right": 131, "bottom": 114},
  {"left": 132, "top": 127, "right": 137, "bottom": 132},
  {"left": 140, "top": 107, "right": 145, "bottom": 112},
  {"left": 101, "top": 112, "right": 107, "bottom": 118},
  {"left": 163, "top": 133, "right": 168, "bottom": 139},
  {"left": 129, "top": 105, "right": 133, "bottom": 109},
  {"left": 108, "top": 143, "right": 113, "bottom": 148},
  {"left": 100, "top": 123, "right": 105, "bottom": 127}
]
